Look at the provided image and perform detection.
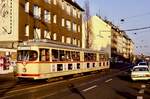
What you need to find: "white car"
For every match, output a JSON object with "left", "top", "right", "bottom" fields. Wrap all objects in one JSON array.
[
  {"left": 131, "top": 66, "right": 150, "bottom": 81},
  {"left": 138, "top": 62, "right": 148, "bottom": 66}
]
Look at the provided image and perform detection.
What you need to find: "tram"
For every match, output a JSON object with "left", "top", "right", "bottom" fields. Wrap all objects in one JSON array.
[{"left": 15, "top": 40, "right": 110, "bottom": 80}]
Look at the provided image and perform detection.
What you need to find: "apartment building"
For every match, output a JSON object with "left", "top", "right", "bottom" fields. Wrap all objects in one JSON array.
[
  {"left": 0, "top": 0, "right": 84, "bottom": 49},
  {"left": 104, "top": 20, "right": 134, "bottom": 62},
  {"left": 122, "top": 34, "right": 134, "bottom": 59}
]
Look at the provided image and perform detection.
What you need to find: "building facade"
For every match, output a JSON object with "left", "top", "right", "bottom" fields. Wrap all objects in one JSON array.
[
  {"left": 104, "top": 20, "right": 134, "bottom": 63},
  {"left": 0, "top": 0, "right": 84, "bottom": 49},
  {"left": 83, "top": 15, "right": 111, "bottom": 58}
]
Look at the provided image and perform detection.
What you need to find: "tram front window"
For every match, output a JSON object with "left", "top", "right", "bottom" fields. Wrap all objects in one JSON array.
[{"left": 17, "top": 50, "right": 38, "bottom": 61}]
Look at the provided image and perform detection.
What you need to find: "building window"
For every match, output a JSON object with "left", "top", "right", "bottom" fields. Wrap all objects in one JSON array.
[
  {"left": 25, "top": 25, "right": 29, "bottom": 36},
  {"left": 53, "top": 33, "right": 57, "bottom": 40},
  {"left": 44, "top": 10, "right": 51, "bottom": 23},
  {"left": 73, "top": 7, "right": 77, "bottom": 17},
  {"left": 33, "top": 5, "right": 41, "bottom": 19},
  {"left": 77, "top": 11, "right": 81, "bottom": 19},
  {"left": 44, "top": 30, "right": 51, "bottom": 39},
  {"left": 53, "top": 0, "right": 56, "bottom": 5},
  {"left": 61, "top": 18, "right": 65, "bottom": 27},
  {"left": 78, "top": 40, "right": 80, "bottom": 47},
  {"left": 57, "top": 0, "right": 62, "bottom": 6},
  {"left": 34, "top": 28, "right": 41, "bottom": 39},
  {"left": 66, "top": 4, "right": 71, "bottom": 15},
  {"left": 53, "top": 14, "right": 57, "bottom": 23},
  {"left": 66, "top": 20, "right": 71, "bottom": 31},
  {"left": 73, "top": 38, "right": 77, "bottom": 45},
  {"left": 73, "top": 23, "right": 77, "bottom": 32},
  {"left": 44, "top": 0, "right": 51, "bottom": 4},
  {"left": 25, "top": 2, "right": 29, "bottom": 13},
  {"left": 62, "top": 1, "right": 65, "bottom": 10},
  {"left": 66, "top": 37, "right": 71, "bottom": 44},
  {"left": 78, "top": 25, "right": 80, "bottom": 32},
  {"left": 62, "top": 36, "right": 65, "bottom": 43}
]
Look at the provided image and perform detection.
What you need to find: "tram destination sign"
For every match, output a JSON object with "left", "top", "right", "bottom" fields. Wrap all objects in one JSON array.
[{"left": 18, "top": 46, "right": 31, "bottom": 50}]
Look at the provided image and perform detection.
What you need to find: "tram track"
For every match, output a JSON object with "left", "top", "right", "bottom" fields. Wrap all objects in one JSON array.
[
  {"left": 0, "top": 79, "right": 48, "bottom": 97},
  {"left": 0, "top": 66, "right": 130, "bottom": 98},
  {"left": 0, "top": 69, "right": 109, "bottom": 97}
]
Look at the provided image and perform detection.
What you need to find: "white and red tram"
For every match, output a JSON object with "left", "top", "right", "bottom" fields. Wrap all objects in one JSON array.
[{"left": 15, "top": 41, "right": 109, "bottom": 80}]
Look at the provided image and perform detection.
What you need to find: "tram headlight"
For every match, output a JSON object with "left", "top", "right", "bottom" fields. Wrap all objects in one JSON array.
[
  {"left": 22, "top": 61, "right": 27, "bottom": 66},
  {"left": 23, "top": 68, "right": 27, "bottom": 72}
]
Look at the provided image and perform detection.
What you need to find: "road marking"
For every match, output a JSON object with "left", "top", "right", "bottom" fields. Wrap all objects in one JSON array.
[
  {"left": 141, "top": 84, "right": 146, "bottom": 88},
  {"left": 105, "top": 79, "right": 112, "bottom": 83},
  {"left": 38, "top": 92, "right": 58, "bottom": 99},
  {"left": 138, "top": 89, "right": 144, "bottom": 94},
  {"left": 38, "top": 89, "right": 68, "bottom": 99},
  {"left": 7, "top": 80, "right": 67, "bottom": 94},
  {"left": 88, "top": 79, "right": 99, "bottom": 84},
  {"left": 79, "top": 83, "right": 87, "bottom": 86},
  {"left": 5, "top": 68, "right": 126, "bottom": 98},
  {"left": 82, "top": 85, "right": 97, "bottom": 92},
  {"left": 136, "top": 84, "right": 146, "bottom": 99},
  {"left": 137, "top": 96, "right": 143, "bottom": 99}
]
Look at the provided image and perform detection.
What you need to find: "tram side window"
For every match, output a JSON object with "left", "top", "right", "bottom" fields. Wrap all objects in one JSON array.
[
  {"left": 99, "top": 62, "right": 101, "bottom": 67},
  {"left": 99, "top": 54, "right": 104, "bottom": 61},
  {"left": 40, "top": 49, "right": 49, "bottom": 61},
  {"left": 52, "top": 49, "right": 59, "bottom": 61},
  {"left": 93, "top": 54, "right": 96, "bottom": 61},
  {"left": 107, "top": 62, "right": 109, "bottom": 66},
  {"left": 76, "top": 52, "right": 80, "bottom": 61},
  {"left": 71, "top": 51, "right": 76, "bottom": 61},
  {"left": 87, "top": 63, "right": 90, "bottom": 68},
  {"left": 17, "top": 51, "right": 22, "bottom": 61},
  {"left": 60, "top": 50, "right": 65, "bottom": 61},
  {"left": 68, "top": 64, "right": 72, "bottom": 70},
  {"left": 84, "top": 53, "right": 88, "bottom": 61},
  {"left": 66, "top": 51, "right": 71, "bottom": 61},
  {"left": 77, "top": 63, "right": 80, "bottom": 69},
  {"left": 93, "top": 63, "right": 95, "bottom": 67},
  {"left": 72, "top": 52, "right": 80, "bottom": 61},
  {"left": 57, "top": 64, "right": 63, "bottom": 71},
  {"left": 29, "top": 51, "right": 38, "bottom": 61},
  {"left": 84, "top": 53, "right": 96, "bottom": 61}
]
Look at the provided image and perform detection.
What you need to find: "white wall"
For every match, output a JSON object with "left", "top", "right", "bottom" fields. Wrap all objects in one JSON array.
[
  {"left": 89, "top": 16, "right": 111, "bottom": 58},
  {"left": 0, "top": 0, "right": 19, "bottom": 41},
  {"left": 82, "top": 19, "right": 86, "bottom": 49}
]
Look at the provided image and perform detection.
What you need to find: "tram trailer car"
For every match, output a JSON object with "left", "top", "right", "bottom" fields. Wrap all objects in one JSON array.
[{"left": 15, "top": 41, "right": 110, "bottom": 80}]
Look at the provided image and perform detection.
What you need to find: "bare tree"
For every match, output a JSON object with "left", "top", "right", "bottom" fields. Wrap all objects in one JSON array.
[{"left": 84, "top": 0, "right": 92, "bottom": 48}]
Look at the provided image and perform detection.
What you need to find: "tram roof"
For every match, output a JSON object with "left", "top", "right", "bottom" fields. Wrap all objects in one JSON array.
[{"left": 18, "top": 40, "right": 105, "bottom": 54}]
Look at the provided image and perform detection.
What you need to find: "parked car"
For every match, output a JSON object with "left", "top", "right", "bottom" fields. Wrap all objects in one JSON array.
[{"left": 131, "top": 66, "right": 150, "bottom": 81}]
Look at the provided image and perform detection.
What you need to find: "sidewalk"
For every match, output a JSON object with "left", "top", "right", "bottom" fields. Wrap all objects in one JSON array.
[
  {"left": 0, "top": 66, "right": 15, "bottom": 83},
  {"left": 0, "top": 66, "right": 14, "bottom": 74},
  {"left": 0, "top": 73, "right": 15, "bottom": 82}
]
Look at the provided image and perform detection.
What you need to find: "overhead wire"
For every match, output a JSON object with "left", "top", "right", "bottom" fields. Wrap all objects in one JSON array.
[
  {"left": 122, "top": 26, "right": 150, "bottom": 32},
  {"left": 121, "top": 12, "right": 150, "bottom": 21}
]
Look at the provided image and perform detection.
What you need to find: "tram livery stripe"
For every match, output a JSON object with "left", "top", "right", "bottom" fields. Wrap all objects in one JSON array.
[
  {"left": 17, "top": 61, "right": 101, "bottom": 64},
  {"left": 16, "top": 74, "right": 40, "bottom": 76}
]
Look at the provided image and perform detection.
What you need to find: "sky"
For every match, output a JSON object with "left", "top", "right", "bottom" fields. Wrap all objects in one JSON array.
[{"left": 76, "top": 0, "right": 150, "bottom": 56}]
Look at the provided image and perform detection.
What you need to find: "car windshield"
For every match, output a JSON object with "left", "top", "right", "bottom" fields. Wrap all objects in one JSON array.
[
  {"left": 138, "top": 63, "right": 147, "bottom": 65},
  {"left": 133, "top": 67, "right": 149, "bottom": 72}
]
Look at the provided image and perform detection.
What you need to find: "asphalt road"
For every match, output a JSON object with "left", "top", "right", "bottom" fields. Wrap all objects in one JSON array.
[{"left": 1, "top": 66, "right": 150, "bottom": 99}]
